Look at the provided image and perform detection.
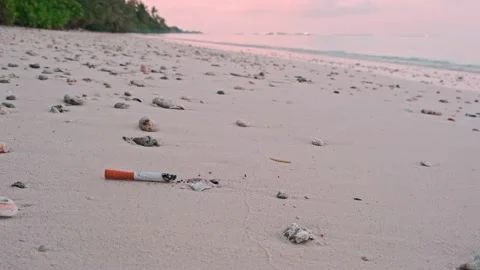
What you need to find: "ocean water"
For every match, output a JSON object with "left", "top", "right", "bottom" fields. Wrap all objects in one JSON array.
[{"left": 164, "top": 34, "right": 480, "bottom": 73}]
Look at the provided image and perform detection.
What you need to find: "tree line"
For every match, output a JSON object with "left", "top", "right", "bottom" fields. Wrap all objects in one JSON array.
[{"left": 0, "top": 0, "right": 184, "bottom": 33}]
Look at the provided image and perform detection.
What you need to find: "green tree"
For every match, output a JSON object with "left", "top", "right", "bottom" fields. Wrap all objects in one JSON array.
[
  {"left": 13, "top": 0, "right": 83, "bottom": 29},
  {"left": 0, "top": 0, "right": 186, "bottom": 33},
  {"left": 0, "top": 0, "right": 17, "bottom": 25}
]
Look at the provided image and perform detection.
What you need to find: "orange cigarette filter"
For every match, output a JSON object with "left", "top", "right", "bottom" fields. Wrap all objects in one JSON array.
[{"left": 105, "top": 169, "right": 135, "bottom": 180}]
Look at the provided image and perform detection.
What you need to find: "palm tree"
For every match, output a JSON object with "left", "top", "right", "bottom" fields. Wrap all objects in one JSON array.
[{"left": 151, "top": 6, "right": 158, "bottom": 17}]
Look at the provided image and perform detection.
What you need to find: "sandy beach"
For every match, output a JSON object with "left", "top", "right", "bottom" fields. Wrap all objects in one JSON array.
[{"left": 1, "top": 26, "right": 479, "bottom": 270}]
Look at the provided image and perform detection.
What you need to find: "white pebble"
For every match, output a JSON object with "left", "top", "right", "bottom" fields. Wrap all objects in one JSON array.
[
  {"left": 311, "top": 138, "right": 326, "bottom": 146},
  {"left": 236, "top": 119, "right": 250, "bottom": 127},
  {"left": 283, "top": 223, "right": 315, "bottom": 244},
  {"left": 0, "top": 196, "right": 18, "bottom": 217},
  {"left": 420, "top": 161, "right": 432, "bottom": 167}
]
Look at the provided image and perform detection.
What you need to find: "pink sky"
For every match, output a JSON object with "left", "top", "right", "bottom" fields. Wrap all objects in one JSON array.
[{"left": 145, "top": 0, "right": 479, "bottom": 35}]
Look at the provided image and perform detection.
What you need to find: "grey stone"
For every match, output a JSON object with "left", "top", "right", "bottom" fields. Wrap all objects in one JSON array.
[
  {"left": 49, "top": 105, "right": 69, "bottom": 113},
  {"left": 2, "top": 102, "right": 15, "bottom": 108},
  {"left": 64, "top": 95, "right": 85, "bottom": 106},
  {"left": 152, "top": 97, "right": 184, "bottom": 110},
  {"left": 276, "top": 191, "right": 288, "bottom": 199},
  {"left": 123, "top": 136, "right": 160, "bottom": 147},
  {"left": 459, "top": 255, "right": 480, "bottom": 270},
  {"left": 11, "top": 182, "right": 26, "bottom": 189},
  {"left": 26, "top": 50, "right": 38, "bottom": 56},
  {"left": 37, "top": 245, "right": 49, "bottom": 252},
  {"left": 130, "top": 80, "right": 145, "bottom": 87},
  {"left": 114, "top": 102, "right": 129, "bottom": 109}
]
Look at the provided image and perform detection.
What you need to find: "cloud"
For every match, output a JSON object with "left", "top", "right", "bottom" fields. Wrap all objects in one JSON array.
[
  {"left": 144, "top": 0, "right": 480, "bottom": 34},
  {"left": 300, "top": 0, "right": 377, "bottom": 18}
]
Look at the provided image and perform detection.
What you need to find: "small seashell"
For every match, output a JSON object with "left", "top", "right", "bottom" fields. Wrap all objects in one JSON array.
[
  {"left": 0, "top": 196, "right": 18, "bottom": 217},
  {"left": 138, "top": 117, "right": 158, "bottom": 132},
  {"left": 276, "top": 191, "right": 288, "bottom": 199},
  {"left": 283, "top": 223, "right": 315, "bottom": 244},
  {"left": 236, "top": 119, "right": 250, "bottom": 127},
  {"left": 186, "top": 178, "right": 215, "bottom": 192},
  {"left": 311, "top": 138, "right": 326, "bottom": 146},
  {"left": 420, "top": 161, "right": 432, "bottom": 167}
]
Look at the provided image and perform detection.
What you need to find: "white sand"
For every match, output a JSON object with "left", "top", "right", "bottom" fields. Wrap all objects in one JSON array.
[{"left": 1, "top": 26, "right": 479, "bottom": 270}]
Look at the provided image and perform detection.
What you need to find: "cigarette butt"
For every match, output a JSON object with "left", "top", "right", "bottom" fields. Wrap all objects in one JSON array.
[
  {"left": 104, "top": 169, "right": 177, "bottom": 182},
  {"left": 269, "top": 157, "right": 292, "bottom": 164},
  {"left": 105, "top": 169, "right": 135, "bottom": 180}
]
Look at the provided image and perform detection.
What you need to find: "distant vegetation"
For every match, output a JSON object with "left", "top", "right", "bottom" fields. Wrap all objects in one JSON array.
[{"left": 0, "top": 0, "right": 193, "bottom": 33}]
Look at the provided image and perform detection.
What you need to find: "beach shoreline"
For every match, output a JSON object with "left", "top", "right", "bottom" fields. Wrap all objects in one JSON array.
[
  {"left": 161, "top": 36, "right": 480, "bottom": 92},
  {"left": 1, "top": 26, "right": 479, "bottom": 270}
]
